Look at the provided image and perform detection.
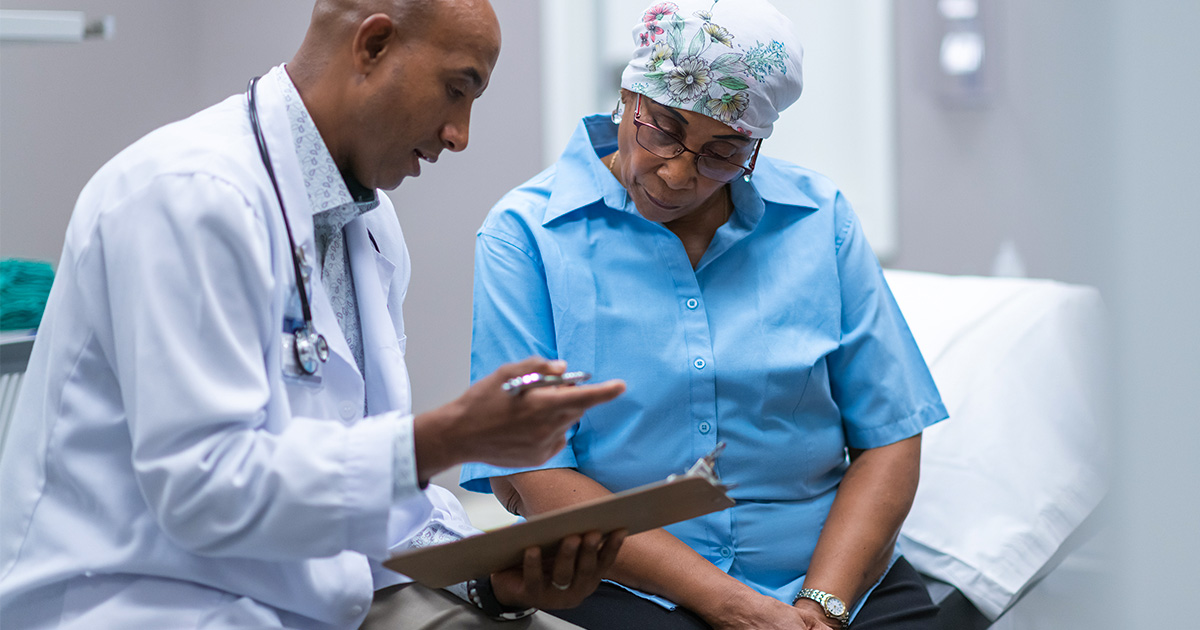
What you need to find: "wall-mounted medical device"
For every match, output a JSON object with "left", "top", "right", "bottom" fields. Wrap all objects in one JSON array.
[
  {"left": 936, "top": 0, "right": 991, "bottom": 107},
  {"left": 0, "top": 10, "right": 114, "bottom": 43}
]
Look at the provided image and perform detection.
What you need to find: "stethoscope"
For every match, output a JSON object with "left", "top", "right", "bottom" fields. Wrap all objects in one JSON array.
[{"left": 247, "top": 75, "right": 329, "bottom": 375}]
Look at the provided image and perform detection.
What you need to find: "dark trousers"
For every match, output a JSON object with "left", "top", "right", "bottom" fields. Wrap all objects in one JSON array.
[{"left": 546, "top": 556, "right": 939, "bottom": 630}]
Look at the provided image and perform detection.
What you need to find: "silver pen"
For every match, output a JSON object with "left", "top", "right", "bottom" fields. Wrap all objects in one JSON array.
[{"left": 501, "top": 370, "right": 592, "bottom": 396}]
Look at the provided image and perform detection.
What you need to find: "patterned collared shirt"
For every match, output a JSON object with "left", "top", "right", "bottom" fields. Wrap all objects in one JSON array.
[{"left": 277, "top": 69, "right": 379, "bottom": 239}]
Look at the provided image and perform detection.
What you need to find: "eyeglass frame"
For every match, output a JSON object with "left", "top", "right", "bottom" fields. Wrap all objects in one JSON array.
[{"left": 629, "top": 93, "right": 763, "bottom": 183}]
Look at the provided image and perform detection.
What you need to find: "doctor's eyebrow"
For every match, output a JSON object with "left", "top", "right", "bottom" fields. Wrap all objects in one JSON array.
[{"left": 453, "top": 67, "right": 487, "bottom": 97}]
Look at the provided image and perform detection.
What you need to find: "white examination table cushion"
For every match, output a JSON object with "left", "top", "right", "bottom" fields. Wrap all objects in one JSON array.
[{"left": 884, "top": 270, "right": 1109, "bottom": 620}]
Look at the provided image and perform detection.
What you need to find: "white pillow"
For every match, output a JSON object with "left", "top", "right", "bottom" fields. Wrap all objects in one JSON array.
[{"left": 884, "top": 270, "right": 1110, "bottom": 620}]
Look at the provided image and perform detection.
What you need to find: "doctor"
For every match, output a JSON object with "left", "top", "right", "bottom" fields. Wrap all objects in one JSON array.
[{"left": 0, "top": 0, "right": 626, "bottom": 628}]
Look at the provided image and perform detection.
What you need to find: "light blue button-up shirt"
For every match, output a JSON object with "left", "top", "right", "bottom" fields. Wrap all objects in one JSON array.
[{"left": 461, "top": 115, "right": 947, "bottom": 609}]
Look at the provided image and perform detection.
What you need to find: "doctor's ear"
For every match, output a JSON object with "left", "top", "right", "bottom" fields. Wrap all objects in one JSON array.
[{"left": 351, "top": 14, "right": 397, "bottom": 71}]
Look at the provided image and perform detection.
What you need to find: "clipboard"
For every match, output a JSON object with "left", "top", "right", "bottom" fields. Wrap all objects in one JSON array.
[{"left": 384, "top": 445, "right": 735, "bottom": 588}]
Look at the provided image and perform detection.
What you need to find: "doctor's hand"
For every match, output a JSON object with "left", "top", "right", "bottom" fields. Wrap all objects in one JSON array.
[
  {"left": 491, "top": 529, "right": 626, "bottom": 611},
  {"left": 412, "top": 357, "right": 625, "bottom": 481}
]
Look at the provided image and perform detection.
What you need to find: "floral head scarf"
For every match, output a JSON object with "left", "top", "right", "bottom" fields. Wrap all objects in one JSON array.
[{"left": 620, "top": 0, "right": 803, "bottom": 139}]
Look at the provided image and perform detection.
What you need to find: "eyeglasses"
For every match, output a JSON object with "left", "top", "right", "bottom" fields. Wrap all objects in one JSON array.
[{"left": 630, "top": 93, "right": 762, "bottom": 183}]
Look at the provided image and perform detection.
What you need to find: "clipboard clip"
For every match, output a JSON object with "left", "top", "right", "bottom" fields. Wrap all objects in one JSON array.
[{"left": 670, "top": 442, "right": 736, "bottom": 491}]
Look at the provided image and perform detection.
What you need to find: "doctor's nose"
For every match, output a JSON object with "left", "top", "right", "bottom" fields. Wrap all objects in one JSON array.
[{"left": 440, "top": 115, "right": 470, "bottom": 153}]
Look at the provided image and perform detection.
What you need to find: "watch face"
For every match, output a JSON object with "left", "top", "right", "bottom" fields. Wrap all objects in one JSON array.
[{"left": 825, "top": 596, "right": 847, "bottom": 617}]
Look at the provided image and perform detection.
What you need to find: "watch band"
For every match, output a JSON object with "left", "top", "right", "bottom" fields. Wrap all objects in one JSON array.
[
  {"left": 467, "top": 576, "right": 537, "bottom": 621},
  {"left": 794, "top": 587, "right": 850, "bottom": 627}
]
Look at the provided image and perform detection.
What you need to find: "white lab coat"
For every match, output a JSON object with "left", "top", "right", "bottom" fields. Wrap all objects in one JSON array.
[{"left": 0, "top": 67, "right": 475, "bottom": 629}]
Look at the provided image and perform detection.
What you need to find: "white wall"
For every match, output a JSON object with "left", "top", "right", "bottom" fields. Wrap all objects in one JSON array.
[
  {"left": 0, "top": 1, "right": 203, "bottom": 261},
  {"left": 890, "top": 0, "right": 1118, "bottom": 289},
  {"left": 1108, "top": 1, "right": 1200, "bottom": 626}
]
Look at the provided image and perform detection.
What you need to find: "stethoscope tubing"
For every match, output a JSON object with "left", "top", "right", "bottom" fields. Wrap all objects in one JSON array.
[
  {"left": 248, "top": 76, "right": 314, "bottom": 327},
  {"left": 247, "top": 75, "right": 327, "bottom": 374}
]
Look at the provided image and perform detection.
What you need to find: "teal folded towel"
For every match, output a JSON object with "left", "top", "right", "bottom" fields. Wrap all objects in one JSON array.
[{"left": 0, "top": 258, "right": 55, "bottom": 331}]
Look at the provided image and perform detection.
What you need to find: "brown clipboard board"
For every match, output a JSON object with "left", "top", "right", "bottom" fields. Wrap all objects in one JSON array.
[{"left": 383, "top": 453, "right": 734, "bottom": 589}]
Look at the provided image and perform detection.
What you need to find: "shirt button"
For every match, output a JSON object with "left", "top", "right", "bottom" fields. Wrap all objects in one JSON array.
[
  {"left": 693, "top": 358, "right": 706, "bottom": 370},
  {"left": 350, "top": 604, "right": 364, "bottom": 616},
  {"left": 686, "top": 298, "right": 699, "bottom": 310},
  {"left": 719, "top": 547, "right": 733, "bottom": 558},
  {"left": 340, "top": 402, "right": 357, "bottom": 420},
  {"left": 698, "top": 421, "right": 711, "bottom": 434}
]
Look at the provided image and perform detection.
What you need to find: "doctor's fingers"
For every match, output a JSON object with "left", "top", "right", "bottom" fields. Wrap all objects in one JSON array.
[
  {"left": 550, "top": 530, "right": 625, "bottom": 605},
  {"left": 520, "top": 379, "right": 626, "bottom": 414},
  {"left": 491, "top": 356, "right": 568, "bottom": 383},
  {"left": 595, "top": 529, "right": 626, "bottom": 572},
  {"left": 547, "top": 534, "right": 583, "bottom": 591},
  {"left": 520, "top": 533, "right": 613, "bottom": 609},
  {"left": 556, "top": 530, "right": 610, "bottom": 584}
]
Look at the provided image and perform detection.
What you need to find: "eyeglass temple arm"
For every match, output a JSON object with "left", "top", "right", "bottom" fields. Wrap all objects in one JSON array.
[{"left": 745, "top": 139, "right": 764, "bottom": 174}]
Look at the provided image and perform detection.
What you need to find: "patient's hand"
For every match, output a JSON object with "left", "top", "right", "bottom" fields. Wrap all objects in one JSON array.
[
  {"left": 490, "top": 529, "right": 626, "bottom": 611},
  {"left": 711, "top": 593, "right": 840, "bottom": 630},
  {"left": 791, "top": 598, "right": 844, "bottom": 629}
]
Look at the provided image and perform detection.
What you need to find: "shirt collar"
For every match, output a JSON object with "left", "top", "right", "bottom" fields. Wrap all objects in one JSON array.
[
  {"left": 274, "top": 66, "right": 378, "bottom": 217},
  {"left": 543, "top": 115, "right": 628, "bottom": 225},
  {"left": 542, "top": 114, "right": 818, "bottom": 227}
]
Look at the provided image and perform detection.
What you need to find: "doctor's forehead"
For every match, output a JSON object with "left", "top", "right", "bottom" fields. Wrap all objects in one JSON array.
[
  {"left": 413, "top": 0, "right": 501, "bottom": 93},
  {"left": 422, "top": 0, "right": 501, "bottom": 61}
]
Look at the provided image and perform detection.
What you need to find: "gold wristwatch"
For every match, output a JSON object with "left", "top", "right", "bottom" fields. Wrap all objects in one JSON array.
[{"left": 794, "top": 588, "right": 850, "bottom": 628}]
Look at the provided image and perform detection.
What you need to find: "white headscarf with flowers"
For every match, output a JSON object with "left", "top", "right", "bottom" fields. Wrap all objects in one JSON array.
[{"left": 620, "top": 0, "right": 803, "bottom": 140}]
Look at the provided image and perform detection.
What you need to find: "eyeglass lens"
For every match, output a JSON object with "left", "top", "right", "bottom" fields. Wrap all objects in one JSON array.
[{"left": 635, "top": 124, "right": 747, "bottom": 183}]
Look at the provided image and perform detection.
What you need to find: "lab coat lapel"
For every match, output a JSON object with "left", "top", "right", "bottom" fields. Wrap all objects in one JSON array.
[
  {"left": 254, "top": 70, "right": 358, "bottom": 377},
  {"left": 345, "top": 218, "right": 408, "bottom": 415}
]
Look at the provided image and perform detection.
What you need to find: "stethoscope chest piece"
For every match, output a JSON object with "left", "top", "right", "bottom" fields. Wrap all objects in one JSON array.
[{"left": 293, "top": 323, "right": 329, "bottom": 376}]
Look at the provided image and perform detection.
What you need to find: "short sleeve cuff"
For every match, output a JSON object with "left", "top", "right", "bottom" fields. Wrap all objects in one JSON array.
[
  {"left": 459, "top": 448, "right": 578, "bottom": 494},
  {"left": 844, "top": 401, "right": 948, "bottom": 450}
]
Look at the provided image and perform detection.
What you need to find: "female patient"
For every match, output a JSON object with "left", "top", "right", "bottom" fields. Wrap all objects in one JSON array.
[{"left": 461, "top": 1, "right": 947, "bottom": 628}]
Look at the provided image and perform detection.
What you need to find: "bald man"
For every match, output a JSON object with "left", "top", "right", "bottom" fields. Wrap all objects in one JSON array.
[{"left": 0, "top": 1, "right": 625, "bottom": 628}]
